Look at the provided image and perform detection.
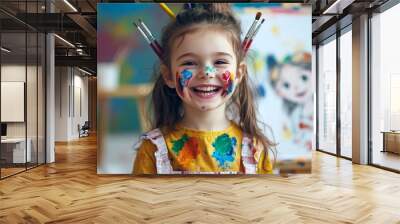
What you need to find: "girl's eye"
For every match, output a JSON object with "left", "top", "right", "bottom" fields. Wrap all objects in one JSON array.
[
  {"left": 181, "top": 61, "right": 197, "bottom": 66},
  {"left": 301, "top": 74, "right": 308, "bottom": 82},
  {"left": 215, "top": 60, "right": 228, "bottom": 65}
]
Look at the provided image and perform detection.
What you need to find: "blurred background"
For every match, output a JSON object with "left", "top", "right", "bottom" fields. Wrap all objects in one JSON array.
[{"left": 97, "top": 3, "right": 312, "bottom": 174}]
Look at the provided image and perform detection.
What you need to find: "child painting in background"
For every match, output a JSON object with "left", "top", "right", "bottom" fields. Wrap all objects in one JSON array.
[
  {"left": 267, "top": 52, "right": 313, "bottom": 150},
  {"left": 132, "top": 3, "right": 275, "bottom": 174}
]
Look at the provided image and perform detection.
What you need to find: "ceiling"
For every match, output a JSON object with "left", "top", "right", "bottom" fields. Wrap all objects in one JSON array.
[
  {"left": 0, "top": 0, "right": 394, "bottom": 74},
  {"left": 310, "top": 0, "right": 389, "bottom": 44},
  {"left": 0, "top": 0, "right": 99, "bottom": 73}
]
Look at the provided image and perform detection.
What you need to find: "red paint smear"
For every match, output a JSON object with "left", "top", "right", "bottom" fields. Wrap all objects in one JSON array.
[
  {"left": 221, "top": 71, "right": 232, "bottom": 97},
  {"left": 222, "top": 71, "right": 230, "bottom": 81},
  {"left": 177, "top": 137, "right": 200, "bottom": 167},
  {"left": 186, "top": 137, "right": 199, "bottom": 157}
]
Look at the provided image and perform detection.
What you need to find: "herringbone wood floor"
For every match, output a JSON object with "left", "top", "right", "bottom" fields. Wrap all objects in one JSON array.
[{"left": 0, "top": 135, "right": 399, "bottom": 224}]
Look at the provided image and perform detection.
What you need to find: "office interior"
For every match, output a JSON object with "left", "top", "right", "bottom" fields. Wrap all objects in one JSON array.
[
  {"left": 0, "top": 0, "right": 399, "bottom": 222},
  {"left": 0, "top": 0, "right": 97, "bottom": 179}
]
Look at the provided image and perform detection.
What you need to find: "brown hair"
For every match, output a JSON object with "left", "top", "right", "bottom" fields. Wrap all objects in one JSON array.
[{"left": 150, "top": 3, "right": 275, "bottom": 158}]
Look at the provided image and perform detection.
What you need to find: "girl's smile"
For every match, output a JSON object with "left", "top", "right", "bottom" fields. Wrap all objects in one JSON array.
[{"left": 190, "top": 84, "right": 223, "bottom": 100}]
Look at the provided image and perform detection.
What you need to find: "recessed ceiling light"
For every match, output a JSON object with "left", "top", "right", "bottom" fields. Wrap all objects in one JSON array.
[
  {"left": 78, "top": 67, "right": 93, "bottom": 76},
  {"left": 1, "top": 47, "right": 11, "bottom": 53},
  {"left": 54, "top": 34, "right": 75, "bottom": 48},
  {"left": 63, "top": 0, "right": 78, "bottom": 12},
  {"left": 322, "top": 0, "right": 354, "bottom": 15}
]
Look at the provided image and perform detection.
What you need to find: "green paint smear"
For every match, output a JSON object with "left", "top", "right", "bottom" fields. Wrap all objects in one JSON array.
[
  {"left": 205, "top": 65, "right": 217, "bottom": 74},
  {"left": 171, "top": 134, "right": 189, "bottom": 154},
  {"left": 212, "top": 134, "right": 236, "bottom": 168}
]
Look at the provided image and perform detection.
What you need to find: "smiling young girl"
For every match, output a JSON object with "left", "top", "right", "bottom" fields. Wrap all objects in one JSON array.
[{"left": 132, "top": 3, "right": 274, "bottom": 174}]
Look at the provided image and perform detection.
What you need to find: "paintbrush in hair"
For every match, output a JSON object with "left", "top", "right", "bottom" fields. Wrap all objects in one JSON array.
[
  {"left": 244, "top": 18, "right": 265, "bottom": 54},
  {"left": 133, "top": 22, "right": 163, "bottom": 59},
  {"left": 138, "top": 19, "right": 163, "bottom": 56},
  {"left": 242, "top": 12, "right": 262, "bottom": 49}
]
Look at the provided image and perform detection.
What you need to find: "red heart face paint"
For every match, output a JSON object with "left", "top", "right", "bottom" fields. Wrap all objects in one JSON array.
[
  {"left": 220, "top": 70, "right": 235, "bottom": 97},
  {"left": 175, "top": 69, "right": 193, "bottom": 97}
]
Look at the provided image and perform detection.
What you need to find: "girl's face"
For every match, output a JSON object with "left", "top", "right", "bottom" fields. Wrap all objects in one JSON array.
[
  {"left": 163, "top": 28, "right": 244, "bottom": 112},
  {"left": 275, "top": 64, "right": 312, "bottom": 104}
]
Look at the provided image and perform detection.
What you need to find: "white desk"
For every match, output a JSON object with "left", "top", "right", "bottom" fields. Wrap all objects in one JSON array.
[{"left": 1, "top": 138, "right": 31, "bottom": 163}]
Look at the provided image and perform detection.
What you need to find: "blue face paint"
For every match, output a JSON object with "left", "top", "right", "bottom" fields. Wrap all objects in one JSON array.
[
  {"left": 180, "top": 69, "right": 193, "bottom": 87},
  {"left": 226, "top": 81, "right": 234, "bottom": 94},
  {"left": 176, "top": 69, "right": 193, "bottom": 97}
]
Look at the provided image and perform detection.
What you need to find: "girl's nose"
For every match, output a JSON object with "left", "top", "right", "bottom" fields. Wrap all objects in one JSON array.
[{"left": 199, "top": 65, "right": 217, "bottom": 79}]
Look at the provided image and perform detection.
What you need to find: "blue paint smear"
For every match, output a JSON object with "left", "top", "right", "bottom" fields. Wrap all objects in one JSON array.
[
  {"left": 212, "top": 134, "right": 237, "bottom": 168},
  {"left": 226, "top": 80, "right": 234, "bottom": 95},
  {"left": 180, "top": 69, "right": 193, "bottom": 87}
]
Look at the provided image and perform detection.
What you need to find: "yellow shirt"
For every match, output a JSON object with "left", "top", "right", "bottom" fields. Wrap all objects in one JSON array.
[{"left": 133, "top": 122, "right": 272, "bottom": 174}]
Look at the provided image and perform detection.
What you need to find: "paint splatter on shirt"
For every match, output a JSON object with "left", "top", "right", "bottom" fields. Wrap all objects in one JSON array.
[
  {"left": 171, "top": 134, "right": 200, "bottom": 168},
  {"left": 133, "top": 121, "right": 273, "bottom": 174},
  {"left": 211, "top": 134, "right": 237, "bottom": 168}
]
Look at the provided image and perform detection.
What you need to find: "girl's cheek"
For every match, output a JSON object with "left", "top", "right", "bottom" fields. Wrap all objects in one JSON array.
[
  {"left": 175, "top": 69, "right": 193, "bottom": 98},
  {"left": 220, "top": 70, "right": 235, "bottom": 97}
]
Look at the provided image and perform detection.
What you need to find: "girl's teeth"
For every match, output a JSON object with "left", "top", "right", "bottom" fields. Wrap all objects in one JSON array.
[
  {"left": 198, "top": 92, "right": 215, "bottom": 96},
  {"left": 195, "top": 86, "right": 218, "bottom": 92}
]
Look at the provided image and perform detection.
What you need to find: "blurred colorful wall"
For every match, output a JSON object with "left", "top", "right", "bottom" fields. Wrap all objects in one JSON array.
[{"left": 97, "top": 3, "right": 312, "bottom": 174}]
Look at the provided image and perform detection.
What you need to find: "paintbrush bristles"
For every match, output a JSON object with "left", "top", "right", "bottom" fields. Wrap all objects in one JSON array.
[
  {"left": 255, "top": 12, "right": 261, "bottom": 20},
  {"left": 244, "top": 11, "right": 262, "bottom": 40}
]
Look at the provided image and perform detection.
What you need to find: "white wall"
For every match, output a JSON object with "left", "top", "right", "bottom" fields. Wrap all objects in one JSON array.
[
  {"left": 55, "top": 66, "right": 69, "bottom": 141},
  {"left": 55, "top": 67, "right": 89, "bottom": 141},
  {"left": 1, "top": 65, "right": 37, "bottom": 138}
]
